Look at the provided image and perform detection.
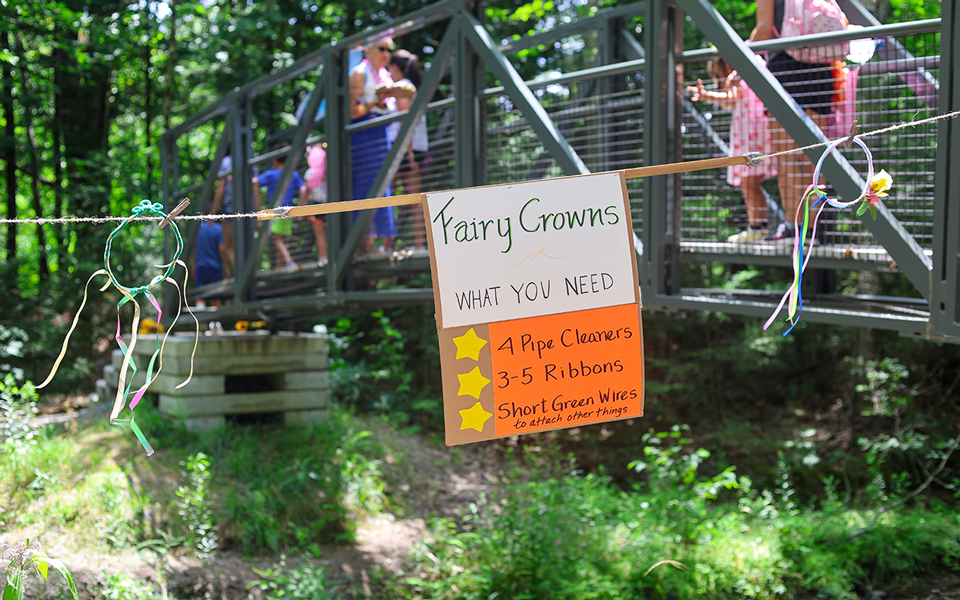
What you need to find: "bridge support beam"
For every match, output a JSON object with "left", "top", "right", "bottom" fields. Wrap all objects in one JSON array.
[
  {"left": 236, "top": 73, "right": 325, "bottom": 299},
  {"left": 462, "top": 11, "right": 589, "bottom": 176},
  {"left": 231, "top": 93, "right": 256, "bottom": 302},
  {"left": 454, "top": 10, "right": 486, "bottom": 189},
  {"left": 643, "top": 0, "right": 684, "bottom": 297},
  {"left": 931, "top": 0, "right": 960, "bottom": 338},
  {"left": 321, "top": 47, "right": 352, "bottom": 295}
]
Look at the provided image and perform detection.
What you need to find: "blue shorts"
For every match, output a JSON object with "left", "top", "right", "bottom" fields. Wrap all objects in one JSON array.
[{"left": 195, "top": 265, "right": 222, "bottom": 287}]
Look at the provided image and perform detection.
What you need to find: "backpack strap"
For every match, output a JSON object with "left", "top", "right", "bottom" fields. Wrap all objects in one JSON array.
[{"left": 773, "top": 0, "right": 786, "bottom": 37}]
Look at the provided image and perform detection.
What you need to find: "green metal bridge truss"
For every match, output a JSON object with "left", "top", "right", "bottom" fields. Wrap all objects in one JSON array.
[{"left": 160, "top": 0, "right": 960, "bottom": 342}]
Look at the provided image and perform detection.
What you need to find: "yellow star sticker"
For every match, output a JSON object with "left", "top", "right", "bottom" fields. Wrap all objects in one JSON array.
[
  {"left": 460, "top": 401, "right": 492, "bottom": 432},
  {"left": 453, "top": 328, "right": 487, "bottom": 361},
  {"left": 457, "top": 366, "right": 490, "bottom": 399}
]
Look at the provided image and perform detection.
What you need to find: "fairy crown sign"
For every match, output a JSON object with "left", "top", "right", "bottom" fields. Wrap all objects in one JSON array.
[{"left": 424, "top": 171, "right": 645, "bottom": 445}]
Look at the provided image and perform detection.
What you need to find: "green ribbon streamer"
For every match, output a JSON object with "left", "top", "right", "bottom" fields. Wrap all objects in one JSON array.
[
  {"left": 40, "top": 199, "right": 195, "bottom": 457},
  {"left": 105, "top": 200, "right": 185, "bottom": 454}
]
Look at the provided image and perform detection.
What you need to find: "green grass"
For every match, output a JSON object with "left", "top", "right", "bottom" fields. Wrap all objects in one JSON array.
[
  {"left": 1, "top": 398, "right": 386, "bottom": 557},
  {"left": 385, "top": 433, "right": 960, "bottom": 600},
  {"left": 4, "top": 376, "right": 960, "bottom": 600}
]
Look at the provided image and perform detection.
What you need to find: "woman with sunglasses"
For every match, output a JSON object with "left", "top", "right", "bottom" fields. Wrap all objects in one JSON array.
[
  {"left": 386, "top": 49, "right": 428, "bottom": 249},
  {"left": 349, "top": 37, "right": 409, "bottom": 253}
]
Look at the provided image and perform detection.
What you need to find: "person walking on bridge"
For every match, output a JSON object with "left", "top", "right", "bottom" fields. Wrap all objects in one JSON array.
[
  {"left": 349, "top": 37, "right": 407, "bottom": 254},
  {"left": 253, "top": 145, "right": 306, "bottom": 270},
  {"left": 752, "top": 0, "right": 845, "bottom": 244}
]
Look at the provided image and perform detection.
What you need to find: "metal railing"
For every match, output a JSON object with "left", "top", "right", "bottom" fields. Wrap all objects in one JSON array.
[{"left": 160, "top": 0, "right": 960, "bottom": 341}]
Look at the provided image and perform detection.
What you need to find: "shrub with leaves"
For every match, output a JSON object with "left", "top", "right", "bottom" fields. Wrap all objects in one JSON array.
[
  {"left": 249, "top": 555, "right": 339, "bottom": 600},
  {"left": 1, "top": 540, "right": 78, "bottom": 600},
  {"left": 0, "top": 375, "right": 38, "bottom": 453},
  {"left": 176, "top": 452, "right": 219, "bottom": 560}
]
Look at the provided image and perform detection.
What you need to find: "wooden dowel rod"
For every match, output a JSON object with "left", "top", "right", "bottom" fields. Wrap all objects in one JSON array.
[
  {"left": 257, "top": 192, "right": 423, "bottom": 220},
  {"left": 255, "top": 154, "right": 760, "bottom": 221},
  {"left": 623, "top": 154, "right": 752, "bottom": 180}
]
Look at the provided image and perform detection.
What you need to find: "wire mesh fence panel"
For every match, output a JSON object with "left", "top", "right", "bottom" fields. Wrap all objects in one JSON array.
[
  {"left": 484, "top": 74, "right": 646, "bottom": 232},
  {"left": 680, "top": 58, "right": 748, "bottom": 247},
  {"left": 390, "top": 104, "right": 456, "bottom": 252},
  {"left": 854, "top": 31, "right": 939, "bottom": 250},
  {"left": 679, "top": 30, "right": 940, "bottom": 264}
]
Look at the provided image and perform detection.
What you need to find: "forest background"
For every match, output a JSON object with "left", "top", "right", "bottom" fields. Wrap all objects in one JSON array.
[{"left": 2, "top": 0, "right": 959, "bottom": 599}]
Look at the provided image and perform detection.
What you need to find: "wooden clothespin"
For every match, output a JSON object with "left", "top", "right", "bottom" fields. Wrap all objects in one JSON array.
[
  {"left": 842, "top": 120, "right": 859, "bottom": 149},
  {"left": 159, "top": 198, "right": 190, "bottom": 229}
]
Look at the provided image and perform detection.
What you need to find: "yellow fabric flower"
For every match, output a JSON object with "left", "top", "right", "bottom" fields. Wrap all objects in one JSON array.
[
  {"left": 866, "top": 169, "right": 892, "bottom": 205},
  {"left": 235, "top": 321, "right": 249, "bottom": 332},
  {"left": 858, "top": 169, "right": 892, "bottom": 220}
]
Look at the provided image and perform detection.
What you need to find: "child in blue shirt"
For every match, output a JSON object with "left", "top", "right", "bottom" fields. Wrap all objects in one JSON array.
[
  {"left": 254, "top": 149, "right": 306, "bottom": 269},
  {"left": 194, "top": 220, "right": 224, "bottom": 287}
]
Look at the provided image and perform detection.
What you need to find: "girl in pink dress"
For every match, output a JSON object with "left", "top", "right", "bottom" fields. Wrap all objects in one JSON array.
[{"left": 688, "top": 58, "right": 778, "bottom": 243}]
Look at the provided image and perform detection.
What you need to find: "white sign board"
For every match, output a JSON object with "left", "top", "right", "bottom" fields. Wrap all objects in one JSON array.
[{"left": 425, "top": 172, "right": 636, "bottom": 329}]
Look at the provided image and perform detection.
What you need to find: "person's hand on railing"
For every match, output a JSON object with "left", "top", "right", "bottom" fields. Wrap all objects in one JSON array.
[
  {"left": 686, "top": 78, "right": 738, "bottom": 107},
  {"left": 686, "top": 78, "right": 709, "bottom": 102}
]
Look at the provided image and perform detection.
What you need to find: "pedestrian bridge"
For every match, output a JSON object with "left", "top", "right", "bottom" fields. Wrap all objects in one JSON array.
[{"left": 160, "top": 0, "right": 960, "bottom": 341}]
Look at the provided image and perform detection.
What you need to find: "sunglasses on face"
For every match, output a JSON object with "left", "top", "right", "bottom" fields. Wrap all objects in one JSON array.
[{"left": 375, "top": 46, "right": 392, "bottom": 52}]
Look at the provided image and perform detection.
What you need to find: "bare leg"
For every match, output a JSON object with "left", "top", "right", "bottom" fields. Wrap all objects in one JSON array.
[
  {"left": 311, "top": 220, "right": 327, "bottom": 261},
  {"left": 273, "top": 233, "right": 294, "bottom": 268},
  {"left": 770, "top": 109, "right": 830, "bottom": 223},
  {"left": 740, "top": 174, "right": 768, "bottom": 228},
  {"left": 221, "top": 222, "right": 234, "bottom": 278}
]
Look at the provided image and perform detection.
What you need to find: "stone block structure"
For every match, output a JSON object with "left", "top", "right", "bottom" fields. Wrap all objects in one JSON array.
[{"left": 97, "top": 331, "right": 330, "bottom": 432}]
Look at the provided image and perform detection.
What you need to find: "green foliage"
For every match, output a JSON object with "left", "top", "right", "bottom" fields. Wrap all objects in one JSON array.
[
  {"left": 392, "top": 427, "right": 960, "bottom": 600},
  {"left": 1, "top": 540, "right": 78, "bottom": 600},
  {"left": 96, "top": 571, "right": 156, "bottom": 600},
  {"left": 0, "top": 327, "right": 28, "bottom": 382},
  {"left": 405, "top": 474, "right": 631, "bottom": 600},
  {"left": 208, "top": 413, "right": 385, "bottom": 555},
  {"left": 0, "top": 374, "right": 38, "bottom": 453},
  {"left": 630, "top": 425, "right": 739, "bottom": 542},
  {"left": 331, "top": 309, "right": 412, "bottom": 412},
  {"left": 856, "top": 357, "right": 911, "bottom": 418},
  {"left": 0, "top": 415, "right": 82, "bottom": 531},
  {"left": 248, "top": 555, "right": 340, "bottom": 600},
  {"left": 328, "top": 306, "right": 443, "bottom": 428},
  {"left": 885, "top": 0, "right": 940, "bottom": 22},
  {"left": 175, "top": 452, "right": 219, "bottom": 560},
  {"left": 0, "top": 387, "right": 387, "bottom": 558}
]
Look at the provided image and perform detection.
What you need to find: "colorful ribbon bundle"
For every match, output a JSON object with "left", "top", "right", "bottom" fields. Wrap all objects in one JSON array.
[
  {"left": 37, "top": 200, "right": 198, "bottom": 455},
  {"left": 764, "top": 139, "right": 892, "bottom": 335}
]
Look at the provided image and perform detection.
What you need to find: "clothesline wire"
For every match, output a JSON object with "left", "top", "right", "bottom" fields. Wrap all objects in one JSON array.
[
  {"left": 1, "top": 108, "right": 958, "bottom": 226},
  {"left": 762, "top": 108, "right": 960, "bottom": 160}
]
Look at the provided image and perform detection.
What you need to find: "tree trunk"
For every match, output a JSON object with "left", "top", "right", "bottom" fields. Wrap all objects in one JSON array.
[
  {"left": 52, "top": 76, "right": 65, "bottom": 271},
  {"left": 1, "top": 32, "right": 16, "bottom": 267},
  {"left": 55, "top": 38, "right": 112, "bottom": 262},
  {"left": 26, "top": 126, "right": 49, "bottom": 281},
  {"left": 163, "top": 0, "right": 177, "bottom": 131},
  {"left": 144, "top": 34, "right": 153, "bottom": 200},
  {"left": 14, "top": 33, "right": 50, "bottom": 281}
]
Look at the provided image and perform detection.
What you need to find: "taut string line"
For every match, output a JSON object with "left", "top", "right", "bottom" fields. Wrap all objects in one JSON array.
[{"left": 1, "top": 108, "right": 957, "bottom": 226}]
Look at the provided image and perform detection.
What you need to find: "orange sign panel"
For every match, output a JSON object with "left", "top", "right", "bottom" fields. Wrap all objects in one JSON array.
[
  {"left": 489, "top": 304, "right": 643, "bottom": 436},
  {"left": 437, "top": 304, "right": 643, "bottom": 445}
]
